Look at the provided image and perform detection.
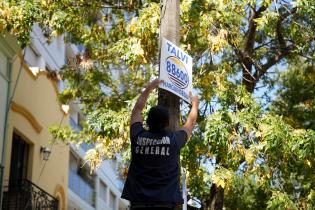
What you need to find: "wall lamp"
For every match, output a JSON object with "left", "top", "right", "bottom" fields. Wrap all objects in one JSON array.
[{"left": 40, "top": 147, "right": 51, "bottom": 161}]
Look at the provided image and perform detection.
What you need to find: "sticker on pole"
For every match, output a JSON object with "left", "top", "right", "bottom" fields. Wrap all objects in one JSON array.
[{"left": 159, "top": 38, "right": 193, "bottom": 104}]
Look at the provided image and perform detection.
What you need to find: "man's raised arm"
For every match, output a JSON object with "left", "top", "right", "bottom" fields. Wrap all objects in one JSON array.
[
  {"left": 131, "top": 79, "right": 163, "bottom": 125},
  {"left": 181, "top": 92, "right": 199, "bottom": 138}
]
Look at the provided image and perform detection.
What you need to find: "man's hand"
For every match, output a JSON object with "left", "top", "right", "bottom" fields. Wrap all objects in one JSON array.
[
  {"left": 189, "top": 91, "right": 199, "bottom": 107},
  {"left": 181, "top": 92, "right": 199, "bottom": 138},
  {"left": 131, "top": 79, "right": 163, "bottom": 125}
]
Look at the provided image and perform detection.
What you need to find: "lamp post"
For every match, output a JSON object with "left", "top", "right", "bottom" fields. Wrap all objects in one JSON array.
[{"left": 40, "top": 147, "right": 51, "bottom": 161}]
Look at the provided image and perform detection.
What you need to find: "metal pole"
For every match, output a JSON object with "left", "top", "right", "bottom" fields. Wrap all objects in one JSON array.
[{"left": 182, "top": 169, "right": 187, "bottom": 210}]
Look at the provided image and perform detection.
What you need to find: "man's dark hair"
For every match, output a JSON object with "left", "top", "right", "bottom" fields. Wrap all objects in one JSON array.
[{"left": 146, "top": 105, "right": 169, "bottom": 132}]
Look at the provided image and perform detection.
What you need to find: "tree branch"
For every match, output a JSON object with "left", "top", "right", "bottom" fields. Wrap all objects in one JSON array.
[
  {"left": 244, "top": 5, "right": 268, "bottom": 55},
  {"left": 253, "top": 7, "right": 297, "bottom": 81},
  {"left": 254, "top": 44, "right": 294, "bottom": 82},
  {"left": 254, "top": 40, "right": 275, "bottom": 51}
]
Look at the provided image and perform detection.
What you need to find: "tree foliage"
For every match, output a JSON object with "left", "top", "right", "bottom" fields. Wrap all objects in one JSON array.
[
  {"left": 2, "top": 0, "right": 315, "bottom": 209},
  {"left": 271, "top": 62, "right": 315, "bottom": 130}
]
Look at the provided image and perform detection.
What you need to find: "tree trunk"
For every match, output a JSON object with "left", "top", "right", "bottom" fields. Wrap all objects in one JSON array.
[
  {"left": 209, "top": 184, "right": 224, "bottom": 210},
  {"left": 158, "top": 0, "right": 180, "bottom": 131}
]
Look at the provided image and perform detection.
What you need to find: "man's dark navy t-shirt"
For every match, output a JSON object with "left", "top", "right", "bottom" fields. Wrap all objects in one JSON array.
[{"left": 121, "top": 122, "right": 188, "bottom": 204}]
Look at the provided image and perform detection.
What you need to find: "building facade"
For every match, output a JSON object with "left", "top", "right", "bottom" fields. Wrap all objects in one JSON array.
[
  {"left": 67, "top": 106, "right": 129, "bottom": 210},
  {"left": 1, "top": 25, "right": 129, "bottom": 210},
  {"left": 0, "top": 34, "right": 20, "bottom": 206},
  {"left": 0, "top": 26, "right": 72, "bottom": 210}
]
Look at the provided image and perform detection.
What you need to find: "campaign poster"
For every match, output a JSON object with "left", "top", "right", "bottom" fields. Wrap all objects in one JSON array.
[{"left": 159, "top": 37, "right": 193, "bottom": 104}]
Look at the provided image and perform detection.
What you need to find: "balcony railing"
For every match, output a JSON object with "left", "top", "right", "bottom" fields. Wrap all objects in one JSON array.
[
  {"left": 2, "top": 179, "right": 58, "bottom": 210},
  {"left": 68, "top": 170, "right": 95, "bottom": 207},
  {"left": 0, "top": 165, "right": 4, "bottom": 206}
]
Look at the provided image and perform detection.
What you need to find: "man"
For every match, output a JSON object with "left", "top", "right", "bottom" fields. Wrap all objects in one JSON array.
[{"left": 121, "top": 79, "right": 199, "bottom": 210}]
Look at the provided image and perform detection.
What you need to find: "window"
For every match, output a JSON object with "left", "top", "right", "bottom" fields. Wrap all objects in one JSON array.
[
  {"left": 109, "top": 191, "right": 116, "bottom": 210},
  {"left": 68, "top": 152, "right": 95, "bottom": 207},
  {"left": 9, "top": 133, "right": 30, "bottom": 185},
  {"left": 99, "top": 180, "right": 107, "bottom": 202},
  {"left": 69, "top": 152, "right": 79, "bottom": 172}
]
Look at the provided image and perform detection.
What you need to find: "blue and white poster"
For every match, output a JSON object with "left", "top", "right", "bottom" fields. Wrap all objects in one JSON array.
[{"left": 159, "top": 38, "right": 193, "bottom": 104}]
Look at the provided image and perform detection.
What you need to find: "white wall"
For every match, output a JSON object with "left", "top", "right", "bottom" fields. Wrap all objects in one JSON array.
[
  {"left": 68, "top": 190, "right": 95, "bottom": 210},
  {"left": 95, "top": 161, "right": 128, "bottom": 210},
  {"left": 25, "top": 24, "right": 78, "bottom": 75},
  {"left": 68, "top": 106, "right": 129, "bottom": 210},
  {"left": 68, "top": 143, "right": 128, "bottom": 210},
  {"left": 26, "top": 23, "right": 130, "bottom": 210},
  {"left": 26, "top": 24, "right": 65, "bottom": 71}
]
